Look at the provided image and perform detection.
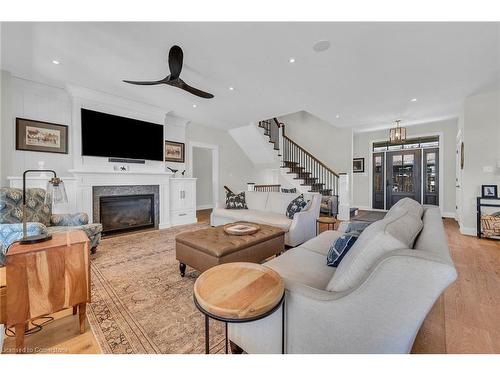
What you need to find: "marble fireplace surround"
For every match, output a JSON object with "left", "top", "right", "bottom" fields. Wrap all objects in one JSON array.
[
  {"left": 70, "top": 170, "right": 172, "bottom": 230},
  {"left": 92, "top": 185, "right": 160, "bottom": 230}
]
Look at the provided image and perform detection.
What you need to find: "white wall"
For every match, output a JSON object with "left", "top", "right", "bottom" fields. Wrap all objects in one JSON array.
[
  {"left": 279, "top": 111, "right": 353, "bottom": 175},
  {"left": 1, "top": 72, "right": 73, "bottom": 185},
  {"left": 458, "top": 89, "right": 500, "bottom": 235},
  {"left": 352, "top": 118, "right": 458, "bottom": 215},
  {"left": 192, "top": 147, "right": 213, "bottom": 209},
  {"left": 186, "top": 122, "right": 258, "bottom": 202}
]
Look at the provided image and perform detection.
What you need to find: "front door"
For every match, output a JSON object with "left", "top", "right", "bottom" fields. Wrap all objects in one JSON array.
[{"left": 386, "top": 149, "right": 421, "bottom": 209}]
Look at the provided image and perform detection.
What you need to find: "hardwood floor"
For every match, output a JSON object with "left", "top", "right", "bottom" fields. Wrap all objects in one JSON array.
[
  {"left": 412, "top": 219, "right": 500, "bottom": 353},
  {"left": 1, "top": 212, "right": 498, "bottom": 354}
]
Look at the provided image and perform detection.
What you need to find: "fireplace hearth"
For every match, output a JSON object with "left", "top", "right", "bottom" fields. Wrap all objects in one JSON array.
[{"left": 100, "top": 194, "right": 155, "bottom": 236}]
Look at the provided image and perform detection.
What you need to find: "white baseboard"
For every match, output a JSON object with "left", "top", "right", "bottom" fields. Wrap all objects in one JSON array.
[
  {"left": 158, "top": 223, "right": 172, "bottom": 230},
  {"left": 197, "top": 204, "right": 214, "bottom": 210},
  {"left": 459, "top": 225, "right": 477, "bottom": 236}
]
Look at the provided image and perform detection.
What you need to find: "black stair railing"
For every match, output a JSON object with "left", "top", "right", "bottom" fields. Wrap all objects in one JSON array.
[{"left": 258, "top": 118, "right": 339, "bottom": 196}]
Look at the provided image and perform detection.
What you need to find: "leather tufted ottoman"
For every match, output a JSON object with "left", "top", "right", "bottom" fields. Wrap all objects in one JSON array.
[{"left": 175, "top": 222, "right": 285, "bottom": 276}]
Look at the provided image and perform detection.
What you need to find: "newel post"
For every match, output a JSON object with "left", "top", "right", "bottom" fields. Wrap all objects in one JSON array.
[{"left": 338, "top": 173, "right": 351, "bottom": 221}]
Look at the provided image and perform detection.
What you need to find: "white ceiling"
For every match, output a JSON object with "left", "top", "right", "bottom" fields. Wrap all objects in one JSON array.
[{"left": 1, "top": 22, "right": 499, "bottom": 130}]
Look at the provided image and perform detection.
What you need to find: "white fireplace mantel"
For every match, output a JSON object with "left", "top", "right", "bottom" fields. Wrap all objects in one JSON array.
[{"left": 69, "top": 169, "right": 173, "bottom": 229}]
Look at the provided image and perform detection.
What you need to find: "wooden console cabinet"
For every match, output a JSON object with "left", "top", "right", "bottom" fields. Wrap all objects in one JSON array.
[{"left": 0, "top": 231, "right": 90, "bottom": 353}]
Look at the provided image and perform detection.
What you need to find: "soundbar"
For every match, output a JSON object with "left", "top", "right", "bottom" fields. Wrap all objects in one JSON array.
[{"left": 108, "top": 158, "right": 145, "bottom": 164}]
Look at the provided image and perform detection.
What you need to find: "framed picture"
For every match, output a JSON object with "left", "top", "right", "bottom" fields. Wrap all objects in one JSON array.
[
  {"left": 16, "top": 117, "right": 68, "bottom": 154},
  {"left": 481, "top": 185, "right": 498, "bottom": 199},
  {"left": 353, "top": 158, "right": 365, "bottom": 173},
  {"left": 164, "top": 140, "right": 185, "bottom": 163}
]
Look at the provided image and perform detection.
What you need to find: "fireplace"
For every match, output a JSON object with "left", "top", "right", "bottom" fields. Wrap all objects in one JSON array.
[{"left": 99, "top": 194, "right": 155, "bottom": 236}]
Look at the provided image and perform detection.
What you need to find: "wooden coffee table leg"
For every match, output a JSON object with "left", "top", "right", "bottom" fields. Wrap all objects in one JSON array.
[
  {"left": 205, "top": 314, "right": 209, "bottom": 354},
  {"left": 179, "top": 263, "right": 186, "bottom": 277}
]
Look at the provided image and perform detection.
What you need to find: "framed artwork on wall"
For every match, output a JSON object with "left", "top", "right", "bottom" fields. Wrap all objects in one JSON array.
[
  {"left": 16, "top": 117, "right": 69, "bottom": 154},
  {"left": 165, "top": 140, "right": 185, "bottom": 163},
  {"left": 353, "top": 157, "right": 365, "bottom": 173},
  {"left": 481, "top": 185, "right": 498, "bottom": 199}
]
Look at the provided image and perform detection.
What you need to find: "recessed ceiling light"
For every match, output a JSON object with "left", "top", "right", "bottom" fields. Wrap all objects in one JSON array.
[
  {"left": 288, "top": 58, "right": 296, "bottom": 63},
  {"left": 336, "top": 114, "right": 340, "bottom": 119},
  {"left": 410, "top": 98, "right": 418, "bottom": 102},
  {"left": 52, "top": 60, "right": 60, "bottom": 65},
  {"left": 313, "top": 40, "right": 331, "bottom": 52},
  {"left": 229, "top": 87, "right": 234, "bottom": 91},
  {"left": 192, "top": 104, "right": 197, "bottom": 108}
]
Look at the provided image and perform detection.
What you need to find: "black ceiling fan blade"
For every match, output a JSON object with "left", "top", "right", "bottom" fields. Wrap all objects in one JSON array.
[
  {"left": 123, "top": 79, "right": 164, "bottom": 85},
  {"left": 176, "top": 79, "right": 214, "bottom": 99},
  {"left": 168, "top": 45, "right": 183, "bottom": 80}
]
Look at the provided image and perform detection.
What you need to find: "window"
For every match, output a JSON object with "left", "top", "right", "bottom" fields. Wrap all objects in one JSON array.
[{"left": 373, "top": 136, "right": 439, "bottom": 151}]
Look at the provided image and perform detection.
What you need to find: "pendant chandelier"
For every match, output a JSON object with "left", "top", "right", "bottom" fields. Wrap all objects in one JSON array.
[{"left": 389, "top": 119, "right": 406, "bottom": 144}]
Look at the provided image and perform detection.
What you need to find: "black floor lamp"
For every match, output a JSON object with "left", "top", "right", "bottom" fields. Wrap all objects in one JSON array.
[{"left": 20, "top": 169, "right": 68, "bottom": 244}]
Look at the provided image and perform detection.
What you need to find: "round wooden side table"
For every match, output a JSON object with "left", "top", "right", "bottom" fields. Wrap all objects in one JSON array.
[
  {"left": 316, "top": 216, "right": 338, "bottom": 235},
  {"left": 193, "top": 262, "right": 285, "bottom": 354}
]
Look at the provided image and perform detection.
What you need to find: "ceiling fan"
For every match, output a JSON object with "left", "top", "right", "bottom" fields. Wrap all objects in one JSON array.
[{"left": 123, "top": 45, "right": 214, "bottom": 99}]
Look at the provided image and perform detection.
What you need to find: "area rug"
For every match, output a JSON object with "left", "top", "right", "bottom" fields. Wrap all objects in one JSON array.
[{"left": 87, "top": 222, "right": 226, "bottom": 354}]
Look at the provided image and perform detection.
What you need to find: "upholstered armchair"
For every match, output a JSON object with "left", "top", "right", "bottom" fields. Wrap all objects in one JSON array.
[{"left": 0, "top": 187, "right": 102, "bottom": 265}]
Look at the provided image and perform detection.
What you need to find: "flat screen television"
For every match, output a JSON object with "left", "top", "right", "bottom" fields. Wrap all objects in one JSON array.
[{"left": 81, "top": 108, "right": 164, "bottom": 161}]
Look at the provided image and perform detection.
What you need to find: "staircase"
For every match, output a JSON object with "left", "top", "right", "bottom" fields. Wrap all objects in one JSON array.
[{"left": 258, "top": 118, "right": 339, "bottom": 197}]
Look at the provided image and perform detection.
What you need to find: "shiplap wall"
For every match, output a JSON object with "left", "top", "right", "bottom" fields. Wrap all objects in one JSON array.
[{"left": 1, "top": 73, "right": 73, "bottom": 185}]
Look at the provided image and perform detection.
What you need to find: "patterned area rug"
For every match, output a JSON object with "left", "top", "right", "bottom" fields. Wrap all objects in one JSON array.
[{"left": 87, "top": 222, "right": 226, "bottom": 354}]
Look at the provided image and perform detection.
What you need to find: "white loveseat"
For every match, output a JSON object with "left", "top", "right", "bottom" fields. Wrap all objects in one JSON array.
[
  {"left": 228, "top": 198, "right": 457, "bottom": 353},
  {"left": 211, "top": 191, "right": 321, "bottom": 247}
]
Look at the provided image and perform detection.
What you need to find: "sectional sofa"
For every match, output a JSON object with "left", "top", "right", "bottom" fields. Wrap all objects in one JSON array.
[
  {"left": 210, "top": 191, "right": 322, "bottom": 247},
  {"left": 228, "top": 198, "right": 457, "bottom": 353}
]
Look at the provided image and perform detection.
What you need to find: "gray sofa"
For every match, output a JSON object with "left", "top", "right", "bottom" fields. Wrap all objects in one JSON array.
[{"left": 228, "top": 198, "right": 457, "bottom": 353}]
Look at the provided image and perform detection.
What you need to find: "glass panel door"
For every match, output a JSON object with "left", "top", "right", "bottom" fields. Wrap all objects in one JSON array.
[
  {"left": 372, "top": 153, "right": 385, "bottom": 209},
  {"left": 386, "top": 149, "right": 421, "bottom": 209},
  {"left": 423, "top": 148, "right": 439, "bottom": 205}
]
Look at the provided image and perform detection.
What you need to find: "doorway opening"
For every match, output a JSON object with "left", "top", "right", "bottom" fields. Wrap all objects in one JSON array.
[
  {"left": 189, "top": 141, "right": 219, "bottom": 211},
  {"left": 372, "top": 136, "right": 440, "bottom": 210}
]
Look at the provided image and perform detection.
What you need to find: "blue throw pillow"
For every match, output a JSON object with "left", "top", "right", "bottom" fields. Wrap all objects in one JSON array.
[
  {"left": 327, "top": 233, "right": 359, "bottom": 267},
  {"left": 286, "top": 194, "right": 308, "bottom": 219}
]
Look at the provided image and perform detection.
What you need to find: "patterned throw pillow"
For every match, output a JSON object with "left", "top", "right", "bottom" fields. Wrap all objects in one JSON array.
[
  {"left": 327, "top": 233, "right": 360, "bottom": 267},
  {"left": 286, "top": 194, "right": 308, "bottom": 219},
  {"left": 281, "top": 188, "right": 297, "bottom": 193},
  {"left": 225, "top": 191, "right": 248, "bottom": 209}
]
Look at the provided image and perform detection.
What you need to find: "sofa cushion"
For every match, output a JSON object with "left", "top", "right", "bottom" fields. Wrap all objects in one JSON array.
[
  {"left": 385, "top": 197, "right": 423, "bottom": 219},
  {"left": 285, "top": 194, "right": 308, "bottom": 219},
  {"left": 327, "top": 208, "right": 423, "bottom": 292},
  {"left": 243, "top": 210, "right": 292, "bottom": 231},
  {"left": 225, "top": 191, "right": 248, "bottom": 209},
  {"left": 266, "top": 192, "right": 300, "bottom": 214},
  {"left": 265, "top": 247, "right": 336, "bottom": 290},
  {"left": 212, "top": 207, "right": 250, "bottom": 221},
  {"left": 326, "top": 233, "right": 359, "bottom": 267},
  {"left": 211, "top": 208, "right": 292, "bottom": 231},
  {"left": 245, "top": 191, "right": 268, "bottom": 211},
  {"left": 299, "top": 230, "right": 343, "bottom": 256}
]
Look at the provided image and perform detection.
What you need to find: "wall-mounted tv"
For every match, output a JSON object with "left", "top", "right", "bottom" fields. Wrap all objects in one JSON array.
[{"left": 81, "top": 108, "right": 164, "bottom": 161}]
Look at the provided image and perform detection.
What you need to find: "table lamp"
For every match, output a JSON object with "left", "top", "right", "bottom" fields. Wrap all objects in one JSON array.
[{"left": 20, "top": 169, "right": 68, "bottom": 244}]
